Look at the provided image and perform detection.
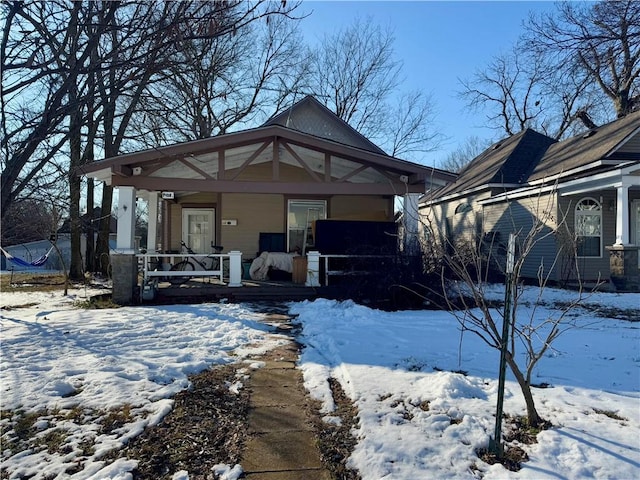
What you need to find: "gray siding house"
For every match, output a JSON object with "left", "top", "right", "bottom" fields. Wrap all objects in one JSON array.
[{"left": 421, "top": 112, "right": 640, "bottom": 291}]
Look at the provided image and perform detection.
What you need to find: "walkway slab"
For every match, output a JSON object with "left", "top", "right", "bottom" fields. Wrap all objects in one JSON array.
[
  {"left": 243, "top": 468, "right": 332, "bottom": 480},
  {"left": 249, "top": 368, "right": 301, "bottom": 387},
  {"left": 248, "top": 405, "right": 312, "bottom": 433},
  {"left": 239, "top": 310, "right": 331, "bottom": 480},
  {"left": 243, "top": 469, "right": 332, "bottom": 480},
  {"left": 242, "top": 431, "right": 324, "bottom": 472}
]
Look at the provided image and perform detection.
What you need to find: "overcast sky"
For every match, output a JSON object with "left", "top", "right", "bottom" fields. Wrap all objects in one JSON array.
[{"left": 298, "top": 1, "right": 559, "bottom": 167}]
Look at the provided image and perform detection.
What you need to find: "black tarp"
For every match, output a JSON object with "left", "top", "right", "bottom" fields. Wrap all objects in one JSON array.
[{"left": 314, "top": 220, "right": 398, "bottom": 255}]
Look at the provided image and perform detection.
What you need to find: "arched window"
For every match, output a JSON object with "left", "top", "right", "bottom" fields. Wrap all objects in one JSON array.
[
  {"left": 575, "top": 197, "right": 602, "bottom": 257},
  {"left": 455, "top": 203, "right": 472, "bottom": 214}
]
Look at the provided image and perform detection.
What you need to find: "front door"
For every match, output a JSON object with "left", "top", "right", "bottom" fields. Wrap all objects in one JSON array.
[{"left": 182, "top": 209, "right": 215, "bottom": 254}]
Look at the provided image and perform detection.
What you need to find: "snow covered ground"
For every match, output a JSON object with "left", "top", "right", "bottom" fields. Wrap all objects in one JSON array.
[
  {"left": 292, "top": 287, "right": 640, "bottom": 479},
  {"left": 1, "top": 284, "right": 639, "bottom": 479},
  {"left": 1, "top": 287, "right": 289, "bottom": 479}
]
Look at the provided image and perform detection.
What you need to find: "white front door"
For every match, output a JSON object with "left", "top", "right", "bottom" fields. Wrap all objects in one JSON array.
[{"left": 182, "top": 209, "right": 215, "bottom": 254}]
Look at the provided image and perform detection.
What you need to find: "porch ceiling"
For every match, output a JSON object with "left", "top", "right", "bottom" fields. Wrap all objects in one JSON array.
[{"left": 80, "top": 124, "right": 456, "bottom": 195}]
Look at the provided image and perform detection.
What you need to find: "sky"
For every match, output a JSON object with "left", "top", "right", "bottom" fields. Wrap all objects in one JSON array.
[
  {"left": 297, "top": 1, "right": 560, "bottom": 167},
  {"left": 1, "top": 283, "right": 638, "bottom": 479}
]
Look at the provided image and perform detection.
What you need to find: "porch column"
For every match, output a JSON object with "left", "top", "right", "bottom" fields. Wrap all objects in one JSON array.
[
  {"left": 305, "top": 251, "right": 321, "bottom": 287},
  {"left": 112, "top": 186, "right": 137, "bottom": 305},
  {"left": 116, "top": 186, "right": 137, "bottom": 253},
  {"left": 227, "top": 251, "right": 242, "bottom": 287},
  {"left": 403, "top": 193, "right": 421, "bottom": 254},
  {"left": 146, "top": 191, "right": 159, "bottom": 252},
  {"left": 614, "top": 183, "right": 630, "bottom": 245}
]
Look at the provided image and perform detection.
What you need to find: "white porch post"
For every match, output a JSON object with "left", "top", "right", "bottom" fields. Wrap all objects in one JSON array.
[
  {"left": 227, "top": 251, "right": 242, "bottom": 287},
  {"left": 615, "top": 183, "right": 630, "bottom": 245},
  {"left": 403, "top": 193, "right": 421, "bottom": 254},
  {"left": 146, "top": 191, "right": 159, "bottom": 252},
  {"left": 305, "top": 251, "right": 321, "bottom": 287},
  {"left": 116, "top": 186, "right": 137, "bottom": 253}
]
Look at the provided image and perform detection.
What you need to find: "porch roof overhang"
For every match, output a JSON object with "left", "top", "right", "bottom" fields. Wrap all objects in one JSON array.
[
  {"left": 478, "top": 161, "right": 640, "bottom": 205},
  {"left": 79, "top": 125, "right": 456, "bottom": 196}
]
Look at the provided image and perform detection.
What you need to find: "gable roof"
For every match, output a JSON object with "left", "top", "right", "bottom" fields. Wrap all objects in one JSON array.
[
  {"left": 528, "top": 110, "right": 640, "bottom": 182},
  {"left": 79, "top": 96, "right": 456, "bottom": 195},
  {"left": 263, "top": 95, "right": 387, "bottom": 155},
  {"left": 431, "top": 128, "right": 556, "bottom": 200}
]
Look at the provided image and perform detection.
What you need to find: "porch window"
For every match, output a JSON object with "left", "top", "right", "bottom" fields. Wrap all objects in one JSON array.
[
  {"left": 575, "top": 197, "right": 602, "bottom": 257},
  {"left": 287, "top": 200, "right": 326, "bottom": 254}
]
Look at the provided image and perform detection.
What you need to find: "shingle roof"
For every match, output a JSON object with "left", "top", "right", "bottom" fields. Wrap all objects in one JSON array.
[
  {"left": 432, "top": 128, "right": 556, "bottom": 199},
  {"left": 528, "top": 110, "right": 640, "bottom": 181},
  {"left": 263, "top": 95, "right": 387, "bottom": 155}
]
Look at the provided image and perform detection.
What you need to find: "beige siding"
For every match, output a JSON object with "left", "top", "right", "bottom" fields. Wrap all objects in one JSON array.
[
  {"left": 421, "top": 192, "right": 491, "bottom": 244},
  {"left": 220, "top": 194, "right": 284, "bottom": 258},
  {"left": 167, "top": 191, "right": 398, "bottom": 259},
  {"left": 167, "top": 193, "right": 220, "bottom": 251},
  {"left": 330, "top": 196, "right": 393, "bottom": 221}
]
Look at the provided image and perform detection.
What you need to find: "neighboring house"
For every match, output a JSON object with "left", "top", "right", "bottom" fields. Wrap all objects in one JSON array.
[
  {"left": 422, "top": 111, "right": 640, "bottom": 291},
  {"left": 79, "top": 96, "right": 456, "bottom": 303}
]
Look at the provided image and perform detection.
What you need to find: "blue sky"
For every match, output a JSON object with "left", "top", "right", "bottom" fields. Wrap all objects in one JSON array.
[{"left": 297, "top": 1, "right": 559, "bottom": 167}]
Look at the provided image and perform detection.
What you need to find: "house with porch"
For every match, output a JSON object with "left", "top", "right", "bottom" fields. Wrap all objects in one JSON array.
[
  {"left": 421, "top": 111, "right": 640, "bottom": 291},
  {"left": 80, "top": 96, "right": 456, "bottom": 303}
]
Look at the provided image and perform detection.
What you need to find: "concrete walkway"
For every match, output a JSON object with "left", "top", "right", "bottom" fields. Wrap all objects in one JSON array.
[{"left": 241, "top": 312, "right": 331, "bottom": 480}]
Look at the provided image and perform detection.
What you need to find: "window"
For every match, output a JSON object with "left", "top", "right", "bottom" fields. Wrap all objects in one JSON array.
[
  {"left": 575, "top": 198, "right": 602, "bottom": 257},
  {"left": 455, "top": 203, "right": 472, "bottom": 214},
  {"left": 287, "top": 200, "right": 326, "bottom": 254}
]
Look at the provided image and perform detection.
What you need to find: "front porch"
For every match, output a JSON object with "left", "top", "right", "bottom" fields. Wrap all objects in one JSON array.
[{"left": 134, "top": 251, "right": 405, "bottom": 305}]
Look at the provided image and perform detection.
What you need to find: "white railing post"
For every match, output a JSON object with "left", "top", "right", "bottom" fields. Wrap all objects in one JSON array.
[
  {"left": 227, "top": 251, "right": 243, "bottom": 287},
  {"left": 306, "top": 251, "right": 321, "bottom": 287}
]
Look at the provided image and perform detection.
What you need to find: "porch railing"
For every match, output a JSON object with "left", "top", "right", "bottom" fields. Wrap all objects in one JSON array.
[
  {"left": 137, "top": 250, "right": 394, "bottom": 289},
  {"left": 318, "top": 253, "right": 397, "bottom": 286},
  {"left": 137, "top": 251, "right": 243, "bottom": 287}
]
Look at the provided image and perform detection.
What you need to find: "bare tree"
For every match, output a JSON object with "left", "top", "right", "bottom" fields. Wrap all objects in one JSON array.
[
  {"left": 439, "top": 136, "right": 487, "bottom": 173},
  {"left": 134, "top": 12, "right": 308, "bottom": 145},
  {"left": 1, "top": 0, "right": 118, "bottom": 220},
  {"left": 309, "top": 17, "right": 400, "bottom": 135},
  {"left": 420, "top": 191, "right": 596, "bottom": 429},
  {"left": 459, "top": 1, "right": 640, "bottom": 140},
  {"left": 384, "top": 90, "right": 442, "bottom": 158},
  {"left": 2, "top": 0, "right": 303, "bottom": 276},
  {"left": 307, "top": 17, "right": 440, "bottom": 160},
  {"left": 525, "top": 0, "right": 640, "bottom": 119}
]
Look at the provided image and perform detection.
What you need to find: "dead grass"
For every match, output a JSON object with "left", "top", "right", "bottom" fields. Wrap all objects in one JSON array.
[
  {"left": 307, "top": 377, "right": 362, "bottom": 480},
  {"left": 0, "top": 272, "right": 68, "bottom": 292},
  {"left": 110, "top": 364, "right": 250, "bottom": 479},
  {"left": 475, "top": 415, "right": 552, "bottom": 472},
  {"left": 592, "top": 408, "right": 627, "bottom": 421}
]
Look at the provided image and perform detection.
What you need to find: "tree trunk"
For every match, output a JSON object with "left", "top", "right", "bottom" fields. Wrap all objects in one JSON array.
[
  {"left": 85, "top": 179, "right": 95, "bottom": 273},
  {"left": 96, "top": 184, "right": 113, "bottom": 276},
  {"left": 67, "top": 2, "right": 84, "bottom": 281},
  {"left": 506, "top": 355, "right": 543, "bottom": 428}
]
